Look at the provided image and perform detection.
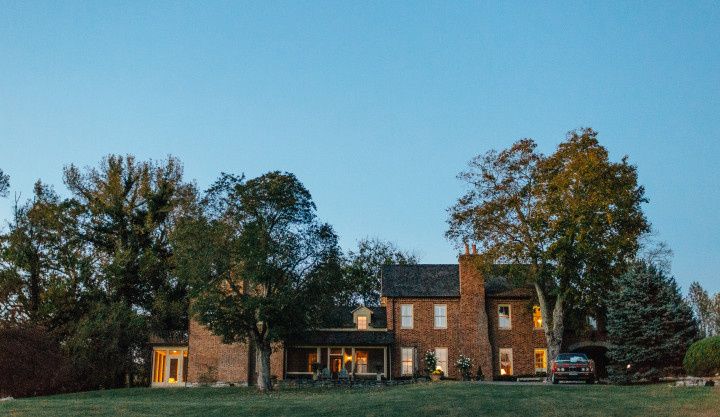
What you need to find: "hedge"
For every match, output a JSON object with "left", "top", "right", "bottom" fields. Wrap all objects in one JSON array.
[{"left": 683, "top": 336, "right": 720, "bottom": 377}]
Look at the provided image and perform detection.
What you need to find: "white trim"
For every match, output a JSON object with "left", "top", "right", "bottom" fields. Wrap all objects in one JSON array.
[
  {"left": 499, "top": 348, "right": 513, "bottom": 376},
  {"left": 534, "top": 348, "right": 547, "bottom": 373},
  {"left": 433, "top": 304, "right": 447, "bottom": 329},
  {"left": 400, "top": 304, "right": 414, "bottom": 329},
  {"left": 498, "top": 304, "right": 512, "bottom": 330}
]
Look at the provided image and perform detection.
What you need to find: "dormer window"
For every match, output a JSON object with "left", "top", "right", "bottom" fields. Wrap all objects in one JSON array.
[{"left": 352, "top": 306, "right": 372, "bottom": 330}]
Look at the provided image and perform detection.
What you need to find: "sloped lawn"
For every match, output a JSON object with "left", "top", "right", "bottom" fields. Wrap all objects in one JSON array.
[{"left": 1, "top": 382, "right": 718, "bottom": 417}]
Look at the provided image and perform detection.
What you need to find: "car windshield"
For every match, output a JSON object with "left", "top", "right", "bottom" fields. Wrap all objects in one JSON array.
[{"left": 556, "top": 353, "right": 588, "bottom": 363}]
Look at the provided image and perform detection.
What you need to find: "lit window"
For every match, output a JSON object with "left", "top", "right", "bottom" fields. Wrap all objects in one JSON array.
[
  {"left": 498, "top": 304, "right": 512, "bottom": 329},
  {"left": 434, "top": 304, "right": 447, "bottom": 329},
  {"left": 435, "top": 348, "right": 448, "bottom": 374},
  {"left": 355, "top": 351, "right": 368, "bottom": 373},
  {"left": 357, "top": 316, "right": 368, "bottom": 330},
  {"left": 534, "top": 349, "right": 547, "bottom": 373},
  {"left": 499, "top": 348, "right": 513, "bottom": 376},
  {"left": 533, "top": 306, "right": 542, "bottom": 329},
  {"left": 401, "top": 347, "right": 414, "bottom": 375},
  {"left": 307, "top": 351, "right": 318, "bottom": 373},
  {"left": 401, "top": 304, "right": 414, "bottom": 329}
]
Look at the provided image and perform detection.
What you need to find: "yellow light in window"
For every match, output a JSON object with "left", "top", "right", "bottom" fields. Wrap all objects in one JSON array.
[
  {"left": 500, "top": 369, "right": 507, "bottom": 375},
  {"left": 168, "top": 377, "right": 176, "bottom": 383}
]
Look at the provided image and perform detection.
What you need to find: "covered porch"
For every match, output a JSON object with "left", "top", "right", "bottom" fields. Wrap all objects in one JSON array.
[
  {"left": 285, "top": 346, "right": 389, "bottom": 379},
  {"left": 285, "top": 329, "right": 394, "bottom": 380},
  {"left": 150, "top": 345, "right": 189, "bottom": 387}
]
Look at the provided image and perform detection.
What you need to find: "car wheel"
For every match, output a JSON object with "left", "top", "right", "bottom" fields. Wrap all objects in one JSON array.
[
  {"left": 551, "top": 374, "right": 558, "bottom": 384},
  {"left": 586, "top": 378, "right": 595, "bottom": 385}
]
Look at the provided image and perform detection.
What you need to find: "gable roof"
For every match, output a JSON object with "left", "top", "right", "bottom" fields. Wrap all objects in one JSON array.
[
  {"left": 381, "top": 263, "right": 534, "bottom": 299},
  {"left": 381, "top": 264, "right": 460, "bottom": 298}
]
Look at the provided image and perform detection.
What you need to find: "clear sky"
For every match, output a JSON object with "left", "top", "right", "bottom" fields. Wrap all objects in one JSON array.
[{"left": 1, "top": 1, "right": 718, "bottom": 293}]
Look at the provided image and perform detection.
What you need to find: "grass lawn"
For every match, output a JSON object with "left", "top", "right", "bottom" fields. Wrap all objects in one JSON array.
[{"left": 1, "top": 382, "right": 718, "bottom": 417}]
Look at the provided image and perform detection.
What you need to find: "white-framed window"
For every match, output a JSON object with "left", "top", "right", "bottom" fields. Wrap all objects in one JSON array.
[
  {"left": 435, "top": 347, "right": 448, "bottom": 374},
  {"left": 434, "top": 304, "right": 447, "bottom": 329},
  {"left": 357, "top": 316, "right": 368, "bottom": 330},
  {"left": 401, "top": 304, "right": 414, "bottom": 329},
  {"left": 499, "top": 348, "right": 513, "bottom": 376},
  {"left": 498, "top": 304, "right": 512, "bottom": 329},
  {"left": 534, "top": 349, "right": 547, "bottom": 373},
  {"left": 401, "top": 347, "right": 414, "bottom": 375}
]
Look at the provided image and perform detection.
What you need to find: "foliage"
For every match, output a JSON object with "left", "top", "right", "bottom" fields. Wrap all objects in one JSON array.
[
  {"left": 0, "top": 324, "right": 76, "bottom": 398},
  {"left": 447, "top": 128, "right": 650, "bottom": 368},
  {"left": 0, "top": 168, "right": 8, "bottom": 197},
  {"left": 683, "top": 336, "right": 720, "bottom": 377},
  {"left": 686, "top": 282, "right": 719, "bottom": 338},
  {"left": 0, "top": 182, "right": 90, "bottom": 327},
  {"left": 174, "top": 171, "right": 345, "bottom": 391},
  {"left": 422, "top": 350, "right": 438, "bottom": 375},
  {"left": 65, "top": 302, "right": 148, "bottom": 389},
  {"left": 455, "top": 354, "right": 473, "bottom": 380},
  {"left": 606, "top": 263, "right": 697, "bottom": 383},
  {"left": 342, "top": 237, "right": 417, "bottom": 306}
]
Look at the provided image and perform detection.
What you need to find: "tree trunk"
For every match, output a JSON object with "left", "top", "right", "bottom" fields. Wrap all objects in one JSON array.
[
  {"left": 535, "top": 283, "right": 565, "bottom": 376},
  {"left": 256, "top": 343, "right": 272, "bottom": 392}
]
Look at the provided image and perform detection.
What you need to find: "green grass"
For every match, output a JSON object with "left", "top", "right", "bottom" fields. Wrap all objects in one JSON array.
[{"left": 1, "top": 382, "right": 718, "bottom": 417}]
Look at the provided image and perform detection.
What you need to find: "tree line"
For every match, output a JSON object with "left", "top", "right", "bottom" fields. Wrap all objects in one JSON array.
[
  {"left": 0, "top": 128, "right": 708, "bottom": 393},
  {"left": 0, "top": 160, "right": 412, "bottom": 395}
]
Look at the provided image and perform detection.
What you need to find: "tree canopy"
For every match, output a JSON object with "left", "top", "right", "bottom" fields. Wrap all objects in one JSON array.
[
  {"left": 447, "top": 128, "right": 650, "bottom": 368},
  {"left": 174, "top": 171, "right": 345, "bottom": 391}
]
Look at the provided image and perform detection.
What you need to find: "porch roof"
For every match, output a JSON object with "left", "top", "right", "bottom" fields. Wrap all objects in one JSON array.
[{"left": 289, "top": 330, "right": 394, "bottom": 346}]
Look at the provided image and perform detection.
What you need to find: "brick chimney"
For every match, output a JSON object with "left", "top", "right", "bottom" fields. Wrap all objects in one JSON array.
[{"left": 458, "top": 251, "right": 493, "bottom": 380}]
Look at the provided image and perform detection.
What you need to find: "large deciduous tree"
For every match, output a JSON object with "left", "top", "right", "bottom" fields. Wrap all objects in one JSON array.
[
  {"left": 63, "top": 155, "right": 195, "bottom": 386},
  {"left": 173, "top": 172, "right": 344, "bottom": 391},
  {"left": 0, "top": 181, "right": 88, "bottom": 326},
  {"left": 447, "top": 128, "right": 649, "bottom": 370}
]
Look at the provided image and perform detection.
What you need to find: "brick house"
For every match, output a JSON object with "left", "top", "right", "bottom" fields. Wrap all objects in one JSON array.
[{"left": 149, "top": 250, "right": 554, "bottom": 386}]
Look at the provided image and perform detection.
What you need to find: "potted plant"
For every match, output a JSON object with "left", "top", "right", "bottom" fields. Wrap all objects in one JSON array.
[
  {"left": 430, "top": 369, "right": 443, "bottom": 382},
  {"left": 375, "top": 365, "right": 383, "bottom": 381},
  {"left": 456, "top": 354, "right": 474, "bottom": 381},
  {"left": 311, "top": 362, "right": 322, "bottom": 381}
]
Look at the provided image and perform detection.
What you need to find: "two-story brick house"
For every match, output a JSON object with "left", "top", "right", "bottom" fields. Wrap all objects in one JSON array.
[{"left": 149, "top": 250, "right": 551, "bottom": 386}]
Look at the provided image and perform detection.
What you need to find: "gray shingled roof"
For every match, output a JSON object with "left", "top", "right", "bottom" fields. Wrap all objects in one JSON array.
[
  {"left": 289, "top": 330, "right": 394, "bottom": 346},
  {"left": 381, "top": 264, "right": 460, "bottom": 297},
  {"left": 381, "top": 263, "right": 533, "bottom": 299}
]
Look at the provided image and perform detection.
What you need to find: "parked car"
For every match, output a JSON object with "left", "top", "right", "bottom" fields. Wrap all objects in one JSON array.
[{"left": 550, "top": 353, "right": 595, "bottom": 384}]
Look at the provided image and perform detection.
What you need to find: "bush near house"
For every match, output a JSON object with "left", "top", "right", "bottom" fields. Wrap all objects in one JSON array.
[{"left": 683, "top": 336, "right": 720, "bottom": 377}]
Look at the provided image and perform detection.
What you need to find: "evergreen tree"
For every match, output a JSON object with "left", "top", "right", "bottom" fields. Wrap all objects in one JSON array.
[{"left": 606, "top": 262, "right": 697, "bottom": 382}]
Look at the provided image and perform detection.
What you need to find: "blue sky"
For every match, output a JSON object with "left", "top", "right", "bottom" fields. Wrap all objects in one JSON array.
[{"left": 1, "top": 1, "right": 718, "bottom": 293}]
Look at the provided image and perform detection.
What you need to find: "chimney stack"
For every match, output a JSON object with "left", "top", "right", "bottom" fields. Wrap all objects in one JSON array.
[
  {"left": 464, "top": 243, "right": 470, "bottom": 255},
  {"left": 471, "top": 244, "right": 477, "bottom": 255}
]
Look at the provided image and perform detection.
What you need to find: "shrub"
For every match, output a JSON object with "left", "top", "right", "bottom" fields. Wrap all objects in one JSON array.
[
  {"left": 0, "top": 325, "right": 76, "bottom": 397},
  {"left": 455, "top": 354, "right": 473, "bottom": 380},
  {"left": 683, "top": 336, "right": 720, "bottom": 377}
]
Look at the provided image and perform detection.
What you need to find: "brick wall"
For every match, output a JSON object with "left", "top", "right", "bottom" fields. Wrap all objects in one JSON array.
[
  {"left": 187, "top": 319, "right": 285, "bottom": 385},
  {"left": 387, "top": 297, "right": 461, "bottom": 378},
  {"left": 458, "top": 255, "right": 493, "bottom": 379},
  {"left": 487, "top": 298, "right": 547, "bottom": 376}
]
